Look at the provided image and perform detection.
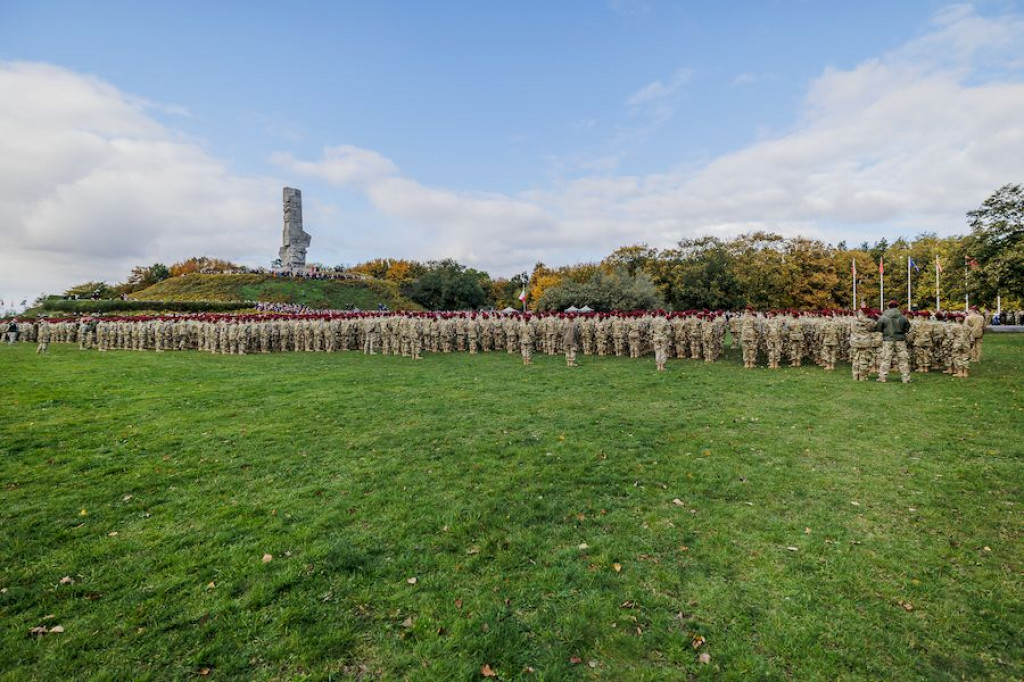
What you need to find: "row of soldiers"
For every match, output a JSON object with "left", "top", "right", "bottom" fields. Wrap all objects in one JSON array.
[
  {"left": 733, "top": 308, "right": 982, "bottom": 379},
  {"left": 8, "top": 309, "right": 980, "bottom": 378}
]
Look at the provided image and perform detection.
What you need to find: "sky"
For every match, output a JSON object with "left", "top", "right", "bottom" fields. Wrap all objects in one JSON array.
[{"left": 2, "top": 0, "right": 1024, "bottom": 310}]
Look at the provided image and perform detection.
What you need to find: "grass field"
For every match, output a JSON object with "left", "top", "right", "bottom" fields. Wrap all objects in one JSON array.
[{"left": 1, "top": 338, "right": 1021, "bottom": 680}]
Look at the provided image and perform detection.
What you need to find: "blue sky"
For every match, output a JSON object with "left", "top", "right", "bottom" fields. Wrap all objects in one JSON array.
[{"left": 2, "top": 1, "right": 1023, "bottom": 308}]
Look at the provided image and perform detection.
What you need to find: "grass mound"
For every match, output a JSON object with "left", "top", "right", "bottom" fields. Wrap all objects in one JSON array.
[
  {"left": 132, "top": 273, "right": 420, "bottom": 310},
  {"left": 1, "top": 338, "right": 1021, "bottom": 679}
]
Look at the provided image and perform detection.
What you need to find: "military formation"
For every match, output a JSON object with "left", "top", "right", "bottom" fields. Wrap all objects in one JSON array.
[{"left": 5, "top": 306, "right": 985, "bottom": 380}]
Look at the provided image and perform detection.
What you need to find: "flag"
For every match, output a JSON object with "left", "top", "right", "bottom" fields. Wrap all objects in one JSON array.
[
  {"left": 965, "top": 256, "right": 979, "bottom": 270},
  {"left": 936, "top": 256, "right": 943, "bottom": 274},
  {"left": 909, "top": 258, "right": 920, "bottom": 273},
  {"left": 518, "top": 288, "right": 527, "bottom": 302},
  {"left": 878, "top": 259, "right": 884, "bottom": 274},
  {"left": 851, "top": 259, "right": 856, "bottom": 276}
]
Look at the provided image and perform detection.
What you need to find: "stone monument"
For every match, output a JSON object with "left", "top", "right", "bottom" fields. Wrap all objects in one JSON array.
[{"left": 279, "top": 187, "right": 311, "bottom": 270}]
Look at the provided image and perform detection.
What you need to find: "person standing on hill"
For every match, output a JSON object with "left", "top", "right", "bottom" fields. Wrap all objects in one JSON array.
[{"left": 875, "top": 300, "right": 912, "bottom": 383}]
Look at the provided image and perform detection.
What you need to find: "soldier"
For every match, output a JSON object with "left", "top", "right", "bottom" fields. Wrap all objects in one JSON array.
[
  {"left": 562, "top": 314, "right": 580, "bottom": 367},
  {"left": 950, "top": 322, "right": 972, "bottom": 378},
  {"left": 764, "top": 314, "right": 784, "bottom": 369},
  {"left": 519, "top": 314, "right": 535, "bottom": 366},
  {"left": 651, "top": 314, "right": 671, "bottom": 371},
  {"left": 820, "top": 313, "right": 841, "bottom": 371},
  {"left": 787, "top": 313, "right": 805, "bottom": 367},
  {"left": 739, "top": 307, "right": 759, "bottom": 369},
  {"left": 964, "top": 306, "right": 985, "bottom": 362},
  {"left": 875, "top": 300, "right": 911, "bottom": 383},
  {"left": 849, "top": 308, "right": 876, "bottom": 381},
  {"left": 36, "top": 319, "right": 51, "bottom": 354}
]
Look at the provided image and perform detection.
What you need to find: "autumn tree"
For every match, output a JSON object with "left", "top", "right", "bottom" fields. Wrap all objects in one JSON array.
[{"left": 169, "top": 257, "right": 241, "bottom": 277}]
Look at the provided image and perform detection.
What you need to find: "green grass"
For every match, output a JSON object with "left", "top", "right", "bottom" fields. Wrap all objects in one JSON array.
[
  {"left": 131, "top": 273, "right": 420, "bottom": 310},
  {"left": 1, "top": 339, "right": 1021, "bottom": 681}
]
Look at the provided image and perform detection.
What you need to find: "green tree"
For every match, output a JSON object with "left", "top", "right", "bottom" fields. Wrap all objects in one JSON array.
[
  {"left": 63, "top": 281, "right": 116, "bottom": 299},
  {"left": 409, "top": 259, "right": 488, "bottom": 310},
  {"left": 966, "top": 183, "right": 1024, "bottom": 306},
  {"left": 534, "top": 267, "right": 663, "bottom": 312}
]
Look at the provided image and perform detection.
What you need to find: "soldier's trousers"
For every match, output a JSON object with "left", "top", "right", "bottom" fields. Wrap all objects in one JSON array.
[{"left": 878, "top": 341, "right": 910, "bottom": 381}]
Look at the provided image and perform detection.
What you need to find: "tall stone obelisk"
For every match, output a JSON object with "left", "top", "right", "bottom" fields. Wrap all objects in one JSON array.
[{"left": 279, "top": 187, "right": 311, "bottom": 270}]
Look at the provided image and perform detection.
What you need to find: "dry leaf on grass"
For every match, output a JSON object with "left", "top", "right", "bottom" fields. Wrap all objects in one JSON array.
[
  {"left": 698, "top": 652, "right": 711, "bottom": 665},
  {"left": 406, "top": 577, "right": 418, "bottom": 585},
  {"left": 612, "top": 563, "right": 622, "bottom": 573},
  {"left": 262, "top": 554, "right": 273, "bottom": 563},
  {"left": 480, "top": 663, "right": 497, "bottom": 677}
]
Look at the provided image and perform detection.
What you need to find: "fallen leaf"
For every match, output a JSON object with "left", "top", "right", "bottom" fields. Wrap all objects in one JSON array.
[
  {"left": 466, "top": 546, "right": 480, "bottom": 555},
  {"left": 589, "top": 660, "right": 598, "bottom": 668},
  {"left": 122, "top": 495, "right": 133, "bottom": 502},
  {"left": 0, "top": 587, "right": 7, "bottom": 594},
  {"left": 108, "top": 531, "right": 118, "bottom": 537},
  {"left": 672, "top": 498, "right": 684, "bottom": 506},
  {"left": 898, "top": 600, "right": 914, "bottom": 611},
  {"left": 198, "top": 667, "right": 211, "bottom": 676},
  {"left": 786, "top": 546, "right": 799, "bottom": 552},
  {"left": 613, "top": 563, "right": 622, "bottom": 572},
  {"left": 79, "top": 509, "right": 88, "bottom": 516},
  {"left": 262, "top": 554, "right": 273, "bottom": 563},
  {"left": 455, "top": 598, "right": 463, "bottom": 609},
  {"left": 48, "top": 625, "right": 65, "bottom": 633},
  {"left": 620, "top": 600, "right": 636, "bottom": 609},
  {"left": 59, "top": 576, "right": 74, "bottom": 585},
  {"left": 698, "top": 652, "right": 711, "bottom": 665},
  {"left": 41, "top": 614, "right": 56, "bottom": 621},
  {"left": 442, "top": 525, "right": 449, "bottom": 533},
  {"left": 407, "top": 577, "right": 418, "bottom": 585},
  {"left": 402, "top": 616, "right": 415, "bottom": 628},
  {"left": 851, "top": 501, "right": 860, "bottom": 507},
  {"left": 29, "top": 626, "right": 48, "bottom": 636},
  {"left": 480, "top": 622, "right": 490, "bottom": 633},
  {"left": 692, "top": 635, "right": 706, "bottom": 649},
  {"left": 523, "top": 666, "right": 535, "bottom": 673},
  {"left": 577, "top": 543, "right": 589, "bottom": 550},
  {"left": 569, "top": 656, "right": 583, "bottom": 665},
  {"left": 804, "top": 527, "right": 812, "bottom": 534},
  {"left": 480, "top": 663, "right": 497, "bottom": 677},
  {"left": 983, "top": 546, "right": 992, "bottom": 553},
  {"left": 207, "top": 582, "right": 216, "bottom": 589}
]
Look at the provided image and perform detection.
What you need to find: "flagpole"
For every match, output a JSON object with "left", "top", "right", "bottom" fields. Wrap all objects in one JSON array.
[
  {"left": 880, "top": 258, "right": 884, "bottom": 309},
  {"left": 935, "top": 257, "right": 941, "bottom": 311},
  {"left": 852, "top": 259, "right": 857, "bottom": 309},
  {"left": 965, "top": 258, "right": 969, "bottom": 310},
  {"left": 907, "top": 256, "right": 912, "bottom": 310}
]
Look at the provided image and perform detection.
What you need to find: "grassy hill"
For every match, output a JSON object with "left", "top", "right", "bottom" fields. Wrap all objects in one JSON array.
[{"left": 132, "top": 273, "right": 421, "bottom": 310}]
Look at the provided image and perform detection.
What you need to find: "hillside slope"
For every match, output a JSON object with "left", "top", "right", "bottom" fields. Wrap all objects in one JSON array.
[{"left": 132, "top": 273, "right": 421, "bottom": 310}]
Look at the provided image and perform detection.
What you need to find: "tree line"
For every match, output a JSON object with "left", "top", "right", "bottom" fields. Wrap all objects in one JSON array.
[{"left": 62, "top": 184, "right": 1023, "bottom": 312}]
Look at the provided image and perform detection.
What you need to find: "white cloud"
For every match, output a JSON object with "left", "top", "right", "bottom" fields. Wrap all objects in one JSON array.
[
  {"left": 626, "top": 67, "right": 693, "bottom": 108},
  {"left": 0, "top": 61, "right": 280, "bottom": 305}
]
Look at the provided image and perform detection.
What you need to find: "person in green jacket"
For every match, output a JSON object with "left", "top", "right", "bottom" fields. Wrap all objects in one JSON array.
[{"left": 875, "top": 300, "right": 912, "bottom": 383}]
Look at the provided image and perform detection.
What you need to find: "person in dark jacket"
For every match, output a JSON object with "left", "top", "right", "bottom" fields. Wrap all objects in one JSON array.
[{"left": 875, "top": 300, "right": 912, "bottom": 383}]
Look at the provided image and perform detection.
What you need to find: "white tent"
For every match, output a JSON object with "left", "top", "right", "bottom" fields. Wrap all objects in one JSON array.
[
  {"left": 565, "top": 306, "right": 580, "bottom": 312},
  {"left": 579, "top": 305, "right": 594, "bottom": 313},
  {"left": 501, "top": 306, "right": 519, "bottom": 313}
]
